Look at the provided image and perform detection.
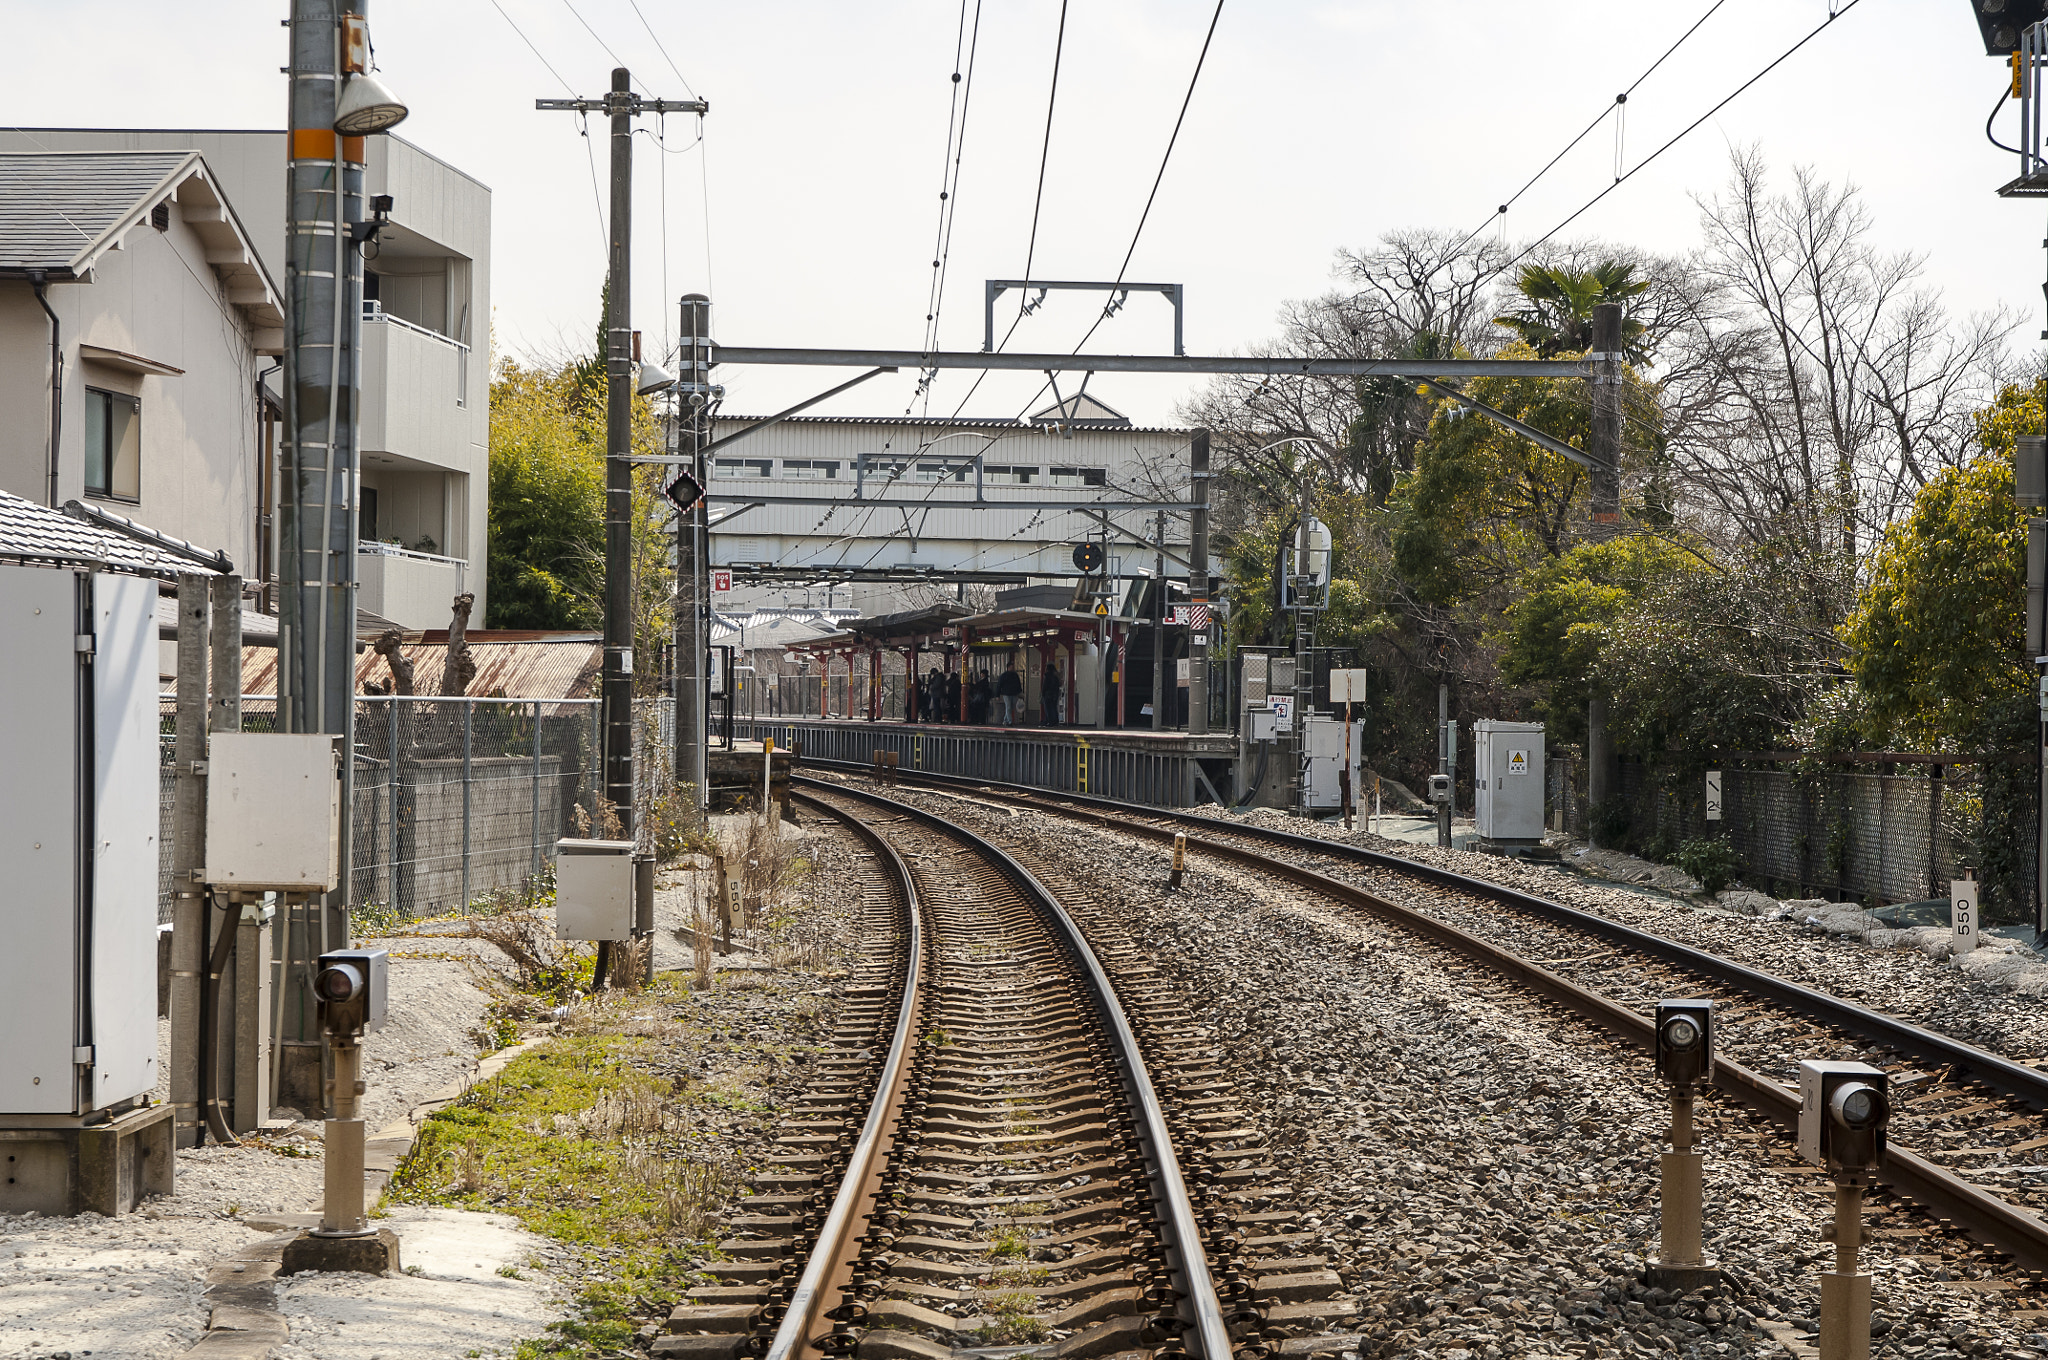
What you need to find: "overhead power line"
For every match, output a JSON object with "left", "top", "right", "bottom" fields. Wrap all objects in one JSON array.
[
  {"left": 559, "top": 0, "right": 626, "bottom": 67},
  {"left": 1491, "top": 0, "right": 1867, "bottom": 281},
  {"left": 626, "top": 0, "right": 698, "bottom": 96},
  {"left": 483, "top": 0, "right": 576, "bottom": 94},
  {"left": 1447, "top": 0, "right": 1731, "bottom": 262}
]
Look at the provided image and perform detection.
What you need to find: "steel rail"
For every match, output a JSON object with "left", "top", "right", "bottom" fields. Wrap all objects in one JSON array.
[
  {"left": 764, "top": 794, "right": 925, "bottom": 1360},
  {"left": 798, "top": 777, "right": 1233, "bottom": 1360},
  {"left": 797, "top": 762, "right": 2048, "bottom": 1274}
]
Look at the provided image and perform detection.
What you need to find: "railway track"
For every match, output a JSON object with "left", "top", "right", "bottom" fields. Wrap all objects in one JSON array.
[
  {"left": 797, "top": 764, "right": 2048, "bottom": 1283},
  {"left": 662, "top": 783, "right": 1355, "bottom": 1360}
]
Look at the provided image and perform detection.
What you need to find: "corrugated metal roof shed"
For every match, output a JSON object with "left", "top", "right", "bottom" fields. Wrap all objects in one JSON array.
[{"left": 240, "top": 634, "right": 602, "bottom": 701}]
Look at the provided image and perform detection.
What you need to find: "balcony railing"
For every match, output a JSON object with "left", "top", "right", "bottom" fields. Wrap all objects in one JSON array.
[
  {"left": 359, "top": 540, "right": 468, "bottom": 568},
  {"left": 363, "top": 303, "right": 470, "bottom": 407}
]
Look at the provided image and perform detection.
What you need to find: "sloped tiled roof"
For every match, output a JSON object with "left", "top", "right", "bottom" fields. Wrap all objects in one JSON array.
[
  {"left": 0, "top": 487, "right": 210, "bottom": 579},
  {"left": 1030, "top": 392, "right": 1131, "bottom": 427},
  {"left": 0, "top": 151, "right": 196, "bottom": 275}
]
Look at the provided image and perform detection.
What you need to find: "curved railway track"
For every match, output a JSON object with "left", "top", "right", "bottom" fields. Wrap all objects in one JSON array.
[
  {"left": 669, "top": 783, "right": 1350, "bottom": 1360},
  {"left": 794, "top": 764, "right": 2048, "bottom": 1281}
]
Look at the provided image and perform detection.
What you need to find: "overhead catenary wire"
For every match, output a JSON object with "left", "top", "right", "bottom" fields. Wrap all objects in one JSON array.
[
  {"left": 483, "top": 0, "right": 577, "bottom": 94},
  {"left": 1444, "top": 0, "right": 1730, "bottom": 263},
  {"left": 915, "top": 0, "right": 987, "bottom": 412},
  {"left": 625, "top": 0, "right": 698, "bottom": 96},
  {"left": 560, "top": 0, "right": 626, "bottom": 67},
  {"left": 1486, "top": 0, "right": 1867, "bottom": 285}
]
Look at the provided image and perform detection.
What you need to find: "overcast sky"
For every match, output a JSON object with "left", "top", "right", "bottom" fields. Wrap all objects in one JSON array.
[{"left": 6, "top": 1, "right": 2036, "bottom": 426}]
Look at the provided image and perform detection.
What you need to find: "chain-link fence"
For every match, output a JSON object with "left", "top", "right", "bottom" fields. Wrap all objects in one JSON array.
[
  {"left": 160, "top": 696, "right": 603, "bottom": 923},
  {"left": 1543, "top": 754, "right": 2037, "bottom": 920}
]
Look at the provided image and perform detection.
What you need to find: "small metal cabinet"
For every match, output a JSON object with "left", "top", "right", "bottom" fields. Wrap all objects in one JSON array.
[
  {"left": 203, "top": 732, "right": 342, "bottom": 892},
  {"left": 1473, "top": 719, "right": 1545, "bottom": 841},
  {"left": 555, "top": 838, "right": 635, "bottom": 941}
]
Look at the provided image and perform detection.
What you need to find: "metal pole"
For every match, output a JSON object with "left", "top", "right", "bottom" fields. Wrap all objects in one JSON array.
[
  {"left": 461, "top": 699, "right": 473, "bottom": 911},
  {"left": 678, "top": 293, "right": 711, "bottom": 811},
  {"left": 1438, "top": 682, "right": 1452, "bottom": 849},
  {"left": 1290, "top": 475, "right": 1314, "bottom": 816},
  {"left": 1590, "top": 301, "right": 1622, "bottom": 528},
  {"left": 601, "top": 66, "right": 636, "bottom": 834},
  {"left": 1152, "top": 509, "right": 1166, "bottom": 731},
  {"left": 169, "top": 576, "right": 210, "bottom": 1149},
  {"left": 1188, "top": 430, "right": 1210, "bottom": 735},
  {"left": 531, "top": 698, "right": 543, "bottom": 880},
  {"left": 386, "top": 697, "right": 397, "bottom": 903}
]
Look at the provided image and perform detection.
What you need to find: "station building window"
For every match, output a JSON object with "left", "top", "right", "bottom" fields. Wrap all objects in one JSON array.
[
  {"left": 985, "top": 465, "right": 1038, "bottom": 485},
  {"left": 915, "top": 462, "right": 968, "bottom": 482},
  {"left": 84, "top": 387, "right": 142, "bottom": 501},
  {"left": 714, "top": 458, "right": 773, "bottom": 479},
  {"left": 1050, "top": 466, "right": 1106, "bottom": 488},
  {"left": 782, "top": 460, "right": 839, "bottom": 479}
]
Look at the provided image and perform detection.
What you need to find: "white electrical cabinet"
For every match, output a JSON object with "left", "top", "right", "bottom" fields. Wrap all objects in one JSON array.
[
  {"left": 1473, "top": 719, "right": 1545, "bottom": 842},
  {"left": 204, "top": 732, "right": 341, "bottom": 891},
  {"left": 555, "top": 839, "right": 635, "bottom": 941},
  {"left": 1303, "top": 713, "right": 1367, "bottom": 812},
  {"left": 0, "top": 566, "right": 161, "bottom": 1116}
]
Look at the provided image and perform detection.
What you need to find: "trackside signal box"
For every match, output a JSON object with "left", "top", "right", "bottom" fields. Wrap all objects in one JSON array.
[{"left": 1473, "top": 719, "right": 1545, "bottom": 842}]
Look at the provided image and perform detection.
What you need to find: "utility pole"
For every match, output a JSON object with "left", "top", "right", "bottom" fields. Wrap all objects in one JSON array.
[
  {"left": 676, "top": 294, "right": 712, "bottom": 810},
  {"left": 1438, "top": 682, "right": 1453, "bottom": 849},
  {"left": 540, "top": 72, "right": 709, "bottom": 837},
  {"left": 1590, "top": 301, "right": 1622, "bottom": 529},
  {"left": 1289, "top": 472, "right": 1317, "bottom": 817},
  {"left": 1187, "top": 430, "right": 1210, "bottom": 736},
  {"left": 281, "top": 0, "right": 397, "bottom": 1103}
]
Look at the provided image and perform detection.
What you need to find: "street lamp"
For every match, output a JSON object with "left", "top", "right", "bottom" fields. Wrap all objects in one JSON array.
[{"left": 334, "top": 72, "right": 409, "bottom": 135}]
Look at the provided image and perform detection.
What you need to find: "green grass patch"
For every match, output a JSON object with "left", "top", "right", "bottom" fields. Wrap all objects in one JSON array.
[{"left": 389, "top": 1031, "right": 738, "bottom": 1357}]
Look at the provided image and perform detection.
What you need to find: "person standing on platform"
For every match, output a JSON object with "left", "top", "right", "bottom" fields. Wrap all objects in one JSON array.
[
  {"left": 969, "top": 672, "right": 991, "bottom": 725},
  {"left": 945, "top": 669, "right": 961, "bottom": 723},
  {"left": 1041, "top": 660, "right": 1062, "bottom": 727},
  {"left": 996, "top": 663, "right": 1023, "bottom": 726}
]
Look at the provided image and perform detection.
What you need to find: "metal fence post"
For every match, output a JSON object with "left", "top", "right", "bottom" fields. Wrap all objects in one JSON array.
[
  {"left": 386, "top": 698, "right": 397, "bottom": 908},
  {"left": 461, "top": 699, "right": 474, "bottom": 910},
  {"left": 532, "top": 699, "right": 544, "bottom": 880}
]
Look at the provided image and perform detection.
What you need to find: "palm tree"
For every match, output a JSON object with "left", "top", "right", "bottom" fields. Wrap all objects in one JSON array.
[{"left": 1492, "top": 262, "right": 1652, "bottom": 363}]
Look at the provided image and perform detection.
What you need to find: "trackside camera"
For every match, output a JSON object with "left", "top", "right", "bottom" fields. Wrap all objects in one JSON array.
[
  {"left": 314, "top": 948, "right": 388, "bottom": 1037},
  {"left": 1798, "top": 1060, "right": 1890, "bottom": 1174},
  {"left": 1655, "top": 999, "right": 1715, "bottom": 1088},
  {"left": 1427, "top": 773, "right": 1452, "bottom": 805}
]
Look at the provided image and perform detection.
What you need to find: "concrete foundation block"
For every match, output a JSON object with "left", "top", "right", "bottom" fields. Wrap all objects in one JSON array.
[{"left": 279, "top": 1227, "right": 402, "bottom": 1276}]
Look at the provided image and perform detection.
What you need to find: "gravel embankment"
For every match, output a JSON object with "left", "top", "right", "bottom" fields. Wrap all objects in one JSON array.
[{"left": 871, "top": 784, "right": 2042, "bottom": 1360}]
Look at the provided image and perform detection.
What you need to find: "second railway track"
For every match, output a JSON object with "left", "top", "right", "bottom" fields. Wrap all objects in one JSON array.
[{"left": 789, "top": 764, "right": 2048, "bottom": 1286}]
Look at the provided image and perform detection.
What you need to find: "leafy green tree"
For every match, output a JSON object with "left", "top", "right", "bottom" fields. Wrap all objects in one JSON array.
[
  {"left": 487, "top": 359, "right": 605, "bottom": 630},
  {"left": 1497, "top": 534, "right": 1699, "bottom": 742},
  {"left": 1840, "top": 381, "right": 2040, "bottom": 746},
  {"left": 1492, "top": 262, "right": 1652, "bottom": 362}
]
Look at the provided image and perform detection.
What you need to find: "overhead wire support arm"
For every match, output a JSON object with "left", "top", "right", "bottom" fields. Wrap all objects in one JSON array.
[
  {"left": 985, "top": 279, "right": 1185, "bottom": 353},
  {"left": 536, "top": 93, "right": 709, "bottom": 116},
  {"left": 627, "top": 365, "right": 897, "bottom": 465},
  {"left": 713, "top": 346, "right": 1591, "bottom": 379},
  {"left": 1410, "top": 374, "right": 1611, "bottom": 473}
]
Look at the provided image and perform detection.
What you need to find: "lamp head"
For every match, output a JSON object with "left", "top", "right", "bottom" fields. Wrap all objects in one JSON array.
[{"left": 335, "top": 72, "right": 409, "bottom": 135}]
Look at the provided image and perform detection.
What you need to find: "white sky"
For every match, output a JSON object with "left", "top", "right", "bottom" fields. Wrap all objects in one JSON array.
[{"left": 6, "top": 0, "right": 2038, "bottom": 426}]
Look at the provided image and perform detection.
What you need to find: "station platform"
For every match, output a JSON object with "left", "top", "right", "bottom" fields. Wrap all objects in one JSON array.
[{"left": 732, "top": 718, "right": 1235, "bottom": 810}]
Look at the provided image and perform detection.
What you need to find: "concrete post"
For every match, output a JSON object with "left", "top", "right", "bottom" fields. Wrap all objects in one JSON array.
[
  {"left": 1649, "top": 1086, "right": 1716, "bottom": 1288},
  {"left": 677, "top": 293, "right": 711, "bottom": 810},
  {"left": 1152, "top": 509, "right": 1167, "bottom": 731},
  {"left": 1437, "top": 682, "right": 1452, "bottom": 849},
  {"left": 170, "top": 575, "right": 210, "bottom": 1149},
  {"left": 1590, "top": 301, "right": 1622, "bottom": 528},
  {"left": 601, "top": 67, "right": 637, "bottom": 831}
]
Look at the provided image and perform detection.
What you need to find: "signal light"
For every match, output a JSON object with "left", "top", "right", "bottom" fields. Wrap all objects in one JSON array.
[{"left": 1969, "top": 1, "right": 2048, "bottom": 56}]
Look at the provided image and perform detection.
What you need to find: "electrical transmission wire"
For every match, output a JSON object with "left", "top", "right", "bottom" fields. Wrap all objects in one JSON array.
[
  {"left": 560, "top": 0, "right": 626, "bottom": 67},
  {"left": 1017, "top": 1, "right": 1071, "bottom": 316},
  {"left": 483, "top": 0, "right": 576, "bottom": 94},
  {"left": 1487, "top": 0, "right": 1866, "bottom": 283},
  {"left": 1445, "top": 0, "right": 1730, "bottom": 262},
  {"left": 626, "top": 0, "right": 698, "bottom": 96},
  {"left": 915, "top": 0, "right": 987, "bottom": 413}
]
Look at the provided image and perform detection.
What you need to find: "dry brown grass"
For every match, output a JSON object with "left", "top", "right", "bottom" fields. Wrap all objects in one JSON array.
[{"left": 465, "top": 909, "right": 585, "bottom": 999}]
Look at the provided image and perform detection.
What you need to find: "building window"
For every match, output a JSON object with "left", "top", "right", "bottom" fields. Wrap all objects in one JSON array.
[
  {"left": 782, "top": 460, "right": 838, "bottom": 479},
  {"left": 714, "top": 458, "right": 772, "bottom": 479},
  {"left": 985, "top": 465, "right": 1037, "bottom": 485},
  {"left": 1050, "top": 466, "right": 1106, "bottom": 488},
  {"left": 915, "top": 462, "right": 967, "bottom": 482},
  {"left": 84, "top": 388, "right": 141, "bottom": 501}
]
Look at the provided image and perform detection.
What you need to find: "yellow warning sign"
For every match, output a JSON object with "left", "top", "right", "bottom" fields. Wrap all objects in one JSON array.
[
  {"left": 1094, "top": 601, "right": 1109, "bottom": 616},
  {"left": 1508, "top": 749, "right": 1529, "bottom": 775}
]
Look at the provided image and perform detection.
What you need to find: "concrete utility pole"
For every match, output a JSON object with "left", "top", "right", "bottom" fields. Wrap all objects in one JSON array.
[
  {"left": 1590, "top": 302, "right": 1623, "bottom": 527},
  {"left": 169, "top": 578, "right": 210, "bottom": 1148},
  {"left": 282, "top": 0, "right": 368, "bottom": 1052},
  {"left": 1289, "top": 473, "right": 1316, "bottom": 816},
  {"left": 677, "top": 293, "right": 712, "bottom": 809},
  {"left": 1438, "top": 682, "right": 1452, "bottom": 849},
  {"left": 1187, "top": 430, "right": 1210, "bottom": 736},
  {"left": 540, "top": 72, "right": 709, "bottom": 836}
]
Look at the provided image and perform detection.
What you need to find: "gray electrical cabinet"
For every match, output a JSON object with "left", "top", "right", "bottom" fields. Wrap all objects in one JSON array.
[
  {"left": 1303, "top": 713, "right": 1367, "bottom": 812},
  {"left": 0, "top": 565, "right": 162, "bottom": 1115},
  {"left": 1473, "top": 719, "right": 1545, "bottom": 843}
]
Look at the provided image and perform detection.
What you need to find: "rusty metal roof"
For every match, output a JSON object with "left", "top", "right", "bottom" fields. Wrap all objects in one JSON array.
[{"left": 240, "top": 635, "right": 602, "bottom": 700}]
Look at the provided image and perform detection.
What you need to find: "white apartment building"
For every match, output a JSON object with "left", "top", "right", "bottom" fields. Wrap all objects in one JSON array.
[
  {"left": 0, "top": 129, "right": 491, "bottom": 629},
  {"left": 705, "top": 395, "right": 1196, "bottom": 617}
]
